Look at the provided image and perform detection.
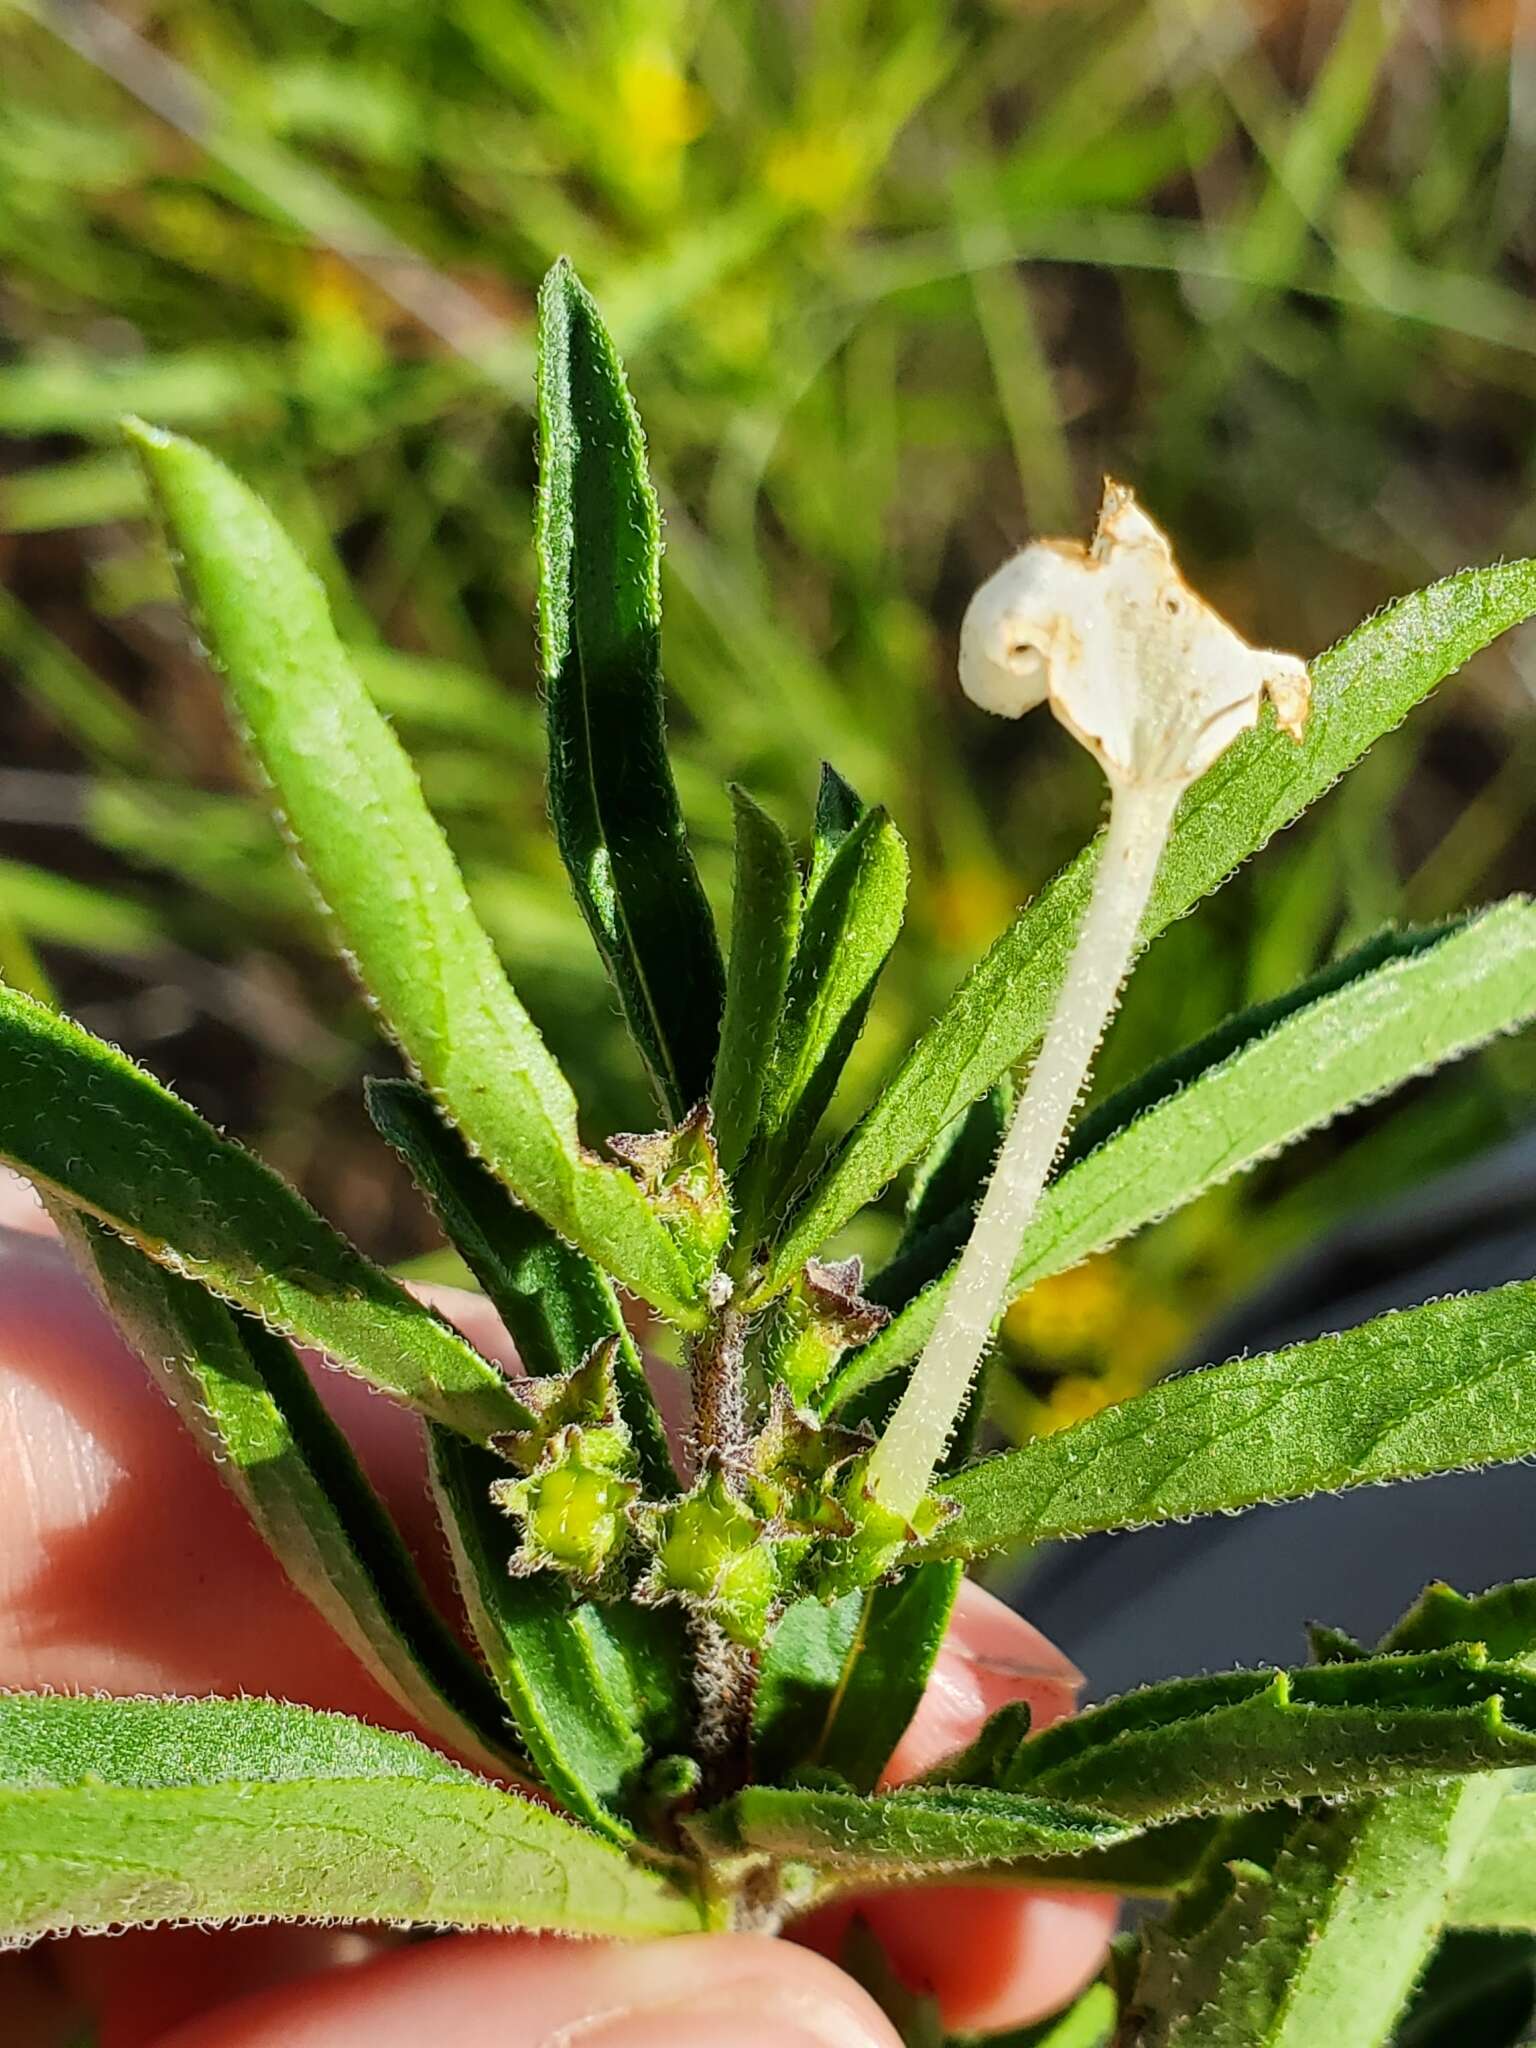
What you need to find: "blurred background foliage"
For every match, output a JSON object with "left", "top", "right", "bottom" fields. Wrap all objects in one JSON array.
[{"left": 3, "top": 0, "right": 1536, "bottom": 1438}]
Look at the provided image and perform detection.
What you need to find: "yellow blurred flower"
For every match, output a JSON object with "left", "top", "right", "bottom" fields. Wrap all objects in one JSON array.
[
  {"left": 615, "top": 55, "right": 708, "bottom": 160},
  {"left": 763, "top": 130, "right": 863, "bottom": 216}
]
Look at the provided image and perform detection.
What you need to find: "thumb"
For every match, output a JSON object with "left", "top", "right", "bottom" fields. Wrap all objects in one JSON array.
[{"left": 154, "top": 1932, "right": 904, "bottom": 2048}]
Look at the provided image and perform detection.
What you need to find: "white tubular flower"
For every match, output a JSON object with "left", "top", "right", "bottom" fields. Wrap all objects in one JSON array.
[
  {"left": 959, "top": 480, "right": 1310, "bottom": 791},
  {"left": 867, "top": 482, "right": 1311, "bottom": 1523}
]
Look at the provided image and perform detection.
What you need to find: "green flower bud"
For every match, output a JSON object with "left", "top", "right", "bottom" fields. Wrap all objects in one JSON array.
[
  {"left": 746, "top": 1383, "right": 870, "bottom": 1538},
  {"left": 633, "top": 1460, "right": 786, "bottom": 1646}
]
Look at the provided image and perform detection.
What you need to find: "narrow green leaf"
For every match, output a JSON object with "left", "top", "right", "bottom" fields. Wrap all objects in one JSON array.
[
  {"left": 807, "top": 761, "right": 867, "bottom": 900},
  {"left": 1129, "top": 1783, "right": 1506, "bottom": 2048},
  {"left": 736, "top": 803, "right": 908, "bottom": 1250},
  {"left": 0, "top": 986, "right": 526, "bottom": 1442},
  {"left": 989, "top": 1982, "right": 1116, "bottom": 2048},
  {"left": 65, "top": 1213, "right": 520, "bottom": 1778},
  {"left": 752, "top": 1566, "right": 961, "bottom": 1793},
  {"left": 1449, "top": 1789, "right": 1536, "bottom": 1930},
  {"left": 125, "top": 421, "right": 699, "bottom": 1327},
  {"left": 428, "top": 1431, "right": 654, "bottom": 1838},
  {"left": 711, "top": 787, "right": 802, "bottom": 1175},
  {"left": 0, "top": 1693, "right": 702, "bottom": 1944},
  {"left": 753, "top": 1593, "right": 864, "bottom": 1785},
  {"left": 813, "top": 1563, "right": 963, "bottom": 1793},
  {"left": 367, "top": 1077, "right": 674, "bottom": 1493},
  {"left": 936, "top": 1279, "right": 1536, "bottom": 1558},
  {"left": 721, "top": 1783, "right": 1128, "bottom": 1875},
  {"left": 768, "top": 558, "right": 1536, "bottom": 1292},
  {"left": 966, "top": 1653, "right": 1536, "bottom": 1825},
  {"left": 536, "top": 258, "right": 724, "bottom": 1119},
  {"left": 833, "top": 904, "right": 1536, "bottom": 1407}
]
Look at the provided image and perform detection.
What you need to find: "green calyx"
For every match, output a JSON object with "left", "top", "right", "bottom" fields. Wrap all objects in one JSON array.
[
  {"left": 492, "top": 1432, "right": 641, "bottom": 1583},
  {"left": 490, "top": 1337, "right": 630, "bottom": 1476},
  {"left": 633, "top": 1460, "right": 787, "bottom": 1646},
  {"left": 757, "top": 1257, "right": 889, "bottom": 1405},
  {"left": 808, "top": 1452, "right": 961, "bottom": 1600},
  {"left": 747, "top": 1384, "right": 871, "bottom": 1538},
  {"left": 609, "top": 1104, "right": 731, "bottom": 1289},
  {"left": 488, "top": 1339, "right": 641, "bottom": 1584}
]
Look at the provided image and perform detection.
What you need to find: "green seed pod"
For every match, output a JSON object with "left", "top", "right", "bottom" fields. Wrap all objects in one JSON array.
[
  {"left": 808, "top": 1449, "right": 960, "bottom": 1600},
  {"left": 492, "top": 1426, "right": 641, "bottom": 1585}
]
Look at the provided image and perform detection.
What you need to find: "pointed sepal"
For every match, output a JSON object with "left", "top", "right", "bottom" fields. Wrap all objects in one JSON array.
[
  {"left": 758, "top": 1257, "right": 890, "bottom": 1404},
  {"left": 610, "top": 1104, "right": 731, "bottom": 1288},
  {"left": 807, "top": 1449, "right": 962, "bottom": 1600},
  {"left": 747, "top": 1384, "right": 872, "bottom": 1539},
  {"left": 489, "top": 1336, "right": 630, "bottom": 1477}
]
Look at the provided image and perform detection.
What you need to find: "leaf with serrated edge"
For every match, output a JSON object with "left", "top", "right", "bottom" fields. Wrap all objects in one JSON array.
[
  {"left": 767, "top": 559, "right": 1536, "bottom": 1296},
  {"left": 711, "top": 787, "right": 802, "bottom": 1175},
  {"left": 0, "top": 987, "right": 525, "bottom": 1442},
  {"left": 723, "top": 1784, "right": 1127, "bottom": 1875},
  {"left": 832, "top": 903, "right": 1536, "bottom": 1407},
  {"left": 943, "top": 1653, "right": 1536, "bottom": 1824},
  {"left": 936, "top": 1279, "right": 1536, "bottom": 1558},
  {"left": 125, "top": 421, "right": 699, "bottom": 1327},
  {"left": 66, "top": 1214, "right": 520, "bottom": 1777},
  {"left": 536, "top": 260, "right": 724, "bottom": 1120},
  {"left": 0, "top": 1693, "right": 701, "bottom": 1946}
]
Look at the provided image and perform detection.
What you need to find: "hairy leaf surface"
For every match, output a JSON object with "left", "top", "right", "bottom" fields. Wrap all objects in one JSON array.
[
  {"left": 937, "top": 1280, "right": 1536, "bottom": 1557},
  {"left": 835, "top": 904, "right": 1536, "bottom": 1404},
  {"left": 0, "top": 1694, "right": 702, "bottom": 1945},
  {"left": 536, "top": 260, "right": 724, "bottom": 1118},
  {"left": 0, "top": 987, "right": 526, "bottom": 1441},
  {"left": 127, "top": 422, "right": 699, "bottom": 1325}
]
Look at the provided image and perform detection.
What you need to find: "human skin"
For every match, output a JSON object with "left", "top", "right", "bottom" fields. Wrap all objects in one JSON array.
[{"left": 0, "top": 1172, "right": 1115, "bottom": 2046}]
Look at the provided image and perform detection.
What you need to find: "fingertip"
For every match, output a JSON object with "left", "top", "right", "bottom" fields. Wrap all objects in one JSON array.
[
  {"left": 883, "top": 1577, "right": 1083, "bottom": 1786},
  {"left": 795, "top": 1887, "right": 1118, "bottom": 2035}
]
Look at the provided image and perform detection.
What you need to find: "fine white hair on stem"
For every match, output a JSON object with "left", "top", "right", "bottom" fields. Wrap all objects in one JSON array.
[{"left": 865, "top": 481, "right": 1310, "bottom": 1521}]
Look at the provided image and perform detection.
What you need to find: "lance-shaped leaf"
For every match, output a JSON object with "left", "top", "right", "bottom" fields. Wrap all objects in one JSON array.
[
  {"left": 711, "top": 787, "right": 802, "bottom": 1175},
  {"left": 126, "top": 421, "right": 699, "bottom": 1327},
  {"left": 0, "top": 1693, "right": 703, "bottom": 1945},
  {"left": 766, "top": 556, "right": 1536, "bottom": 1295},
  {"left": 868, "top": 1081, "right": 1012, "bottom": 1318},
  {"left": 64, "top": 1214, "right": 520, "bottom": 1778},
  {"left": 0, "top": 987, "right": 525, "bottom": 1442},
  {"left": 951, "top": 1652, "right": 1536, "bottom": 1825},
  {"left": 831, "top": 903, "right": 1536, "bottom": 1407},
  {"left": 736, "top": 801, "right": 908, "bottom": 1251},
  {"left": 1127, "top": 1783, "right": 1508, "bottom": 2048},
  {"left": 815, "top": 1565, "right": 963, "bottom": 1794},
  {"left": 536, "top": 258, "right": 723, "bottom": 1120},
  {"left": 429, "top": 1430, "right": 688, "bottom": 1838},
  {"left": 936, "top": 1278, "right": 1536, "bottom": 1558},
  {"left": 366, "top": 1077, "right": 674, "bottom": 1494},
  {"left": 716, "top": 1783, "right": 1129, "bottom": 1876}
]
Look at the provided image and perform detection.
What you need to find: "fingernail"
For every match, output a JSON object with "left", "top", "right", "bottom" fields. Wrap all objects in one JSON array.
[{"left": 586, "top": 1989, "right": 889, "bottom": 2047}]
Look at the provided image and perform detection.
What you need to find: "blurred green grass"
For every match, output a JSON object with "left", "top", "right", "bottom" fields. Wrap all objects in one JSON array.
[{"left": 4, "top": 0, "right": 1536, "bottom": 1421}]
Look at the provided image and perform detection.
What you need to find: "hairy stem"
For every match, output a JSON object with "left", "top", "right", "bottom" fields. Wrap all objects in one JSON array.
[
  {"left": 867, "top": 780, "right": 1178, "bottom": 1519},
  {"left": 687, "top": 1304, "right": 756, "bottom": 1780}
]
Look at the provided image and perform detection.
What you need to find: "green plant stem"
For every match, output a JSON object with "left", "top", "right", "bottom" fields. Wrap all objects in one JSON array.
[{"left": 867, "top": 779, "right": 1178, "bottom": 1519}]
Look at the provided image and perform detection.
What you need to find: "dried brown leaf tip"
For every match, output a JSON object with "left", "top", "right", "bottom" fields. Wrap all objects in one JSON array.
[{"left": 958, "top": 478, "right": 1311, "bottom": 790}]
